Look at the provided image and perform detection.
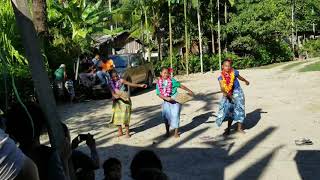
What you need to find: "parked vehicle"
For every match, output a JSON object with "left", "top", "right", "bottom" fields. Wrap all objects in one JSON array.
[{"left": 109, "top": 53, "right": 155, "bottom": 94}]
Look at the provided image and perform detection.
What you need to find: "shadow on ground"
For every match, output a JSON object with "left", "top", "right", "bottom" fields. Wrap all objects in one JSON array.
[
  {"left": 93, "top": 126, "right": 280, "bottom": 180},
  {"left": 244, "top": 108, "right": 267, "bottom": 130},
  {"left": 295, "top": 150, "right": 320, "bottom": 180}
]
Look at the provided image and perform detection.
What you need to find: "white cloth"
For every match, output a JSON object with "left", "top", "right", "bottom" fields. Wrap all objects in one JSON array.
[{"left": 0, "top": 129, "right": 25, "bottom": 180}]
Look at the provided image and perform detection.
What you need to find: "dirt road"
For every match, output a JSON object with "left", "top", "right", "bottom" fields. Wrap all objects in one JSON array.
[{"left": 58, "top": 59, "right": 320, "bottom": 180}]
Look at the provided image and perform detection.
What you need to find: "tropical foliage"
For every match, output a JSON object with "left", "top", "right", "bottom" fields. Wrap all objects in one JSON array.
[{"left": 1, "top": 0, "right": 320, "bottom": 107}]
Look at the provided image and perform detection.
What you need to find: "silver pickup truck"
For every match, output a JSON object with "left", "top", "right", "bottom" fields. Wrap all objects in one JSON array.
[{"left": 109, "top": 53, "right": 155, "bottom": 91}]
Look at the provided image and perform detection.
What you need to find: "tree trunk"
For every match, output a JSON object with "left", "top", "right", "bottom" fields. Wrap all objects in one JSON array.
[
  {"left": 109, "top": 0, "right": 115, "bottom": 55},
  {"left": 32, "top": 0, "right": 48, "bottom": 36},
  {"left": 217, "top": 0, "right": 222, "bottom": 70},
  {"left": 210, "top": 0, "right": 215, "bottom": 54},
  {"left": 197, "top": 2, "right": 203, "bottom": 73},
  {"left": 168, "top": 0, "right": 173, "bottom": 74},
  {"left": 291, "top": 0, "right": 295, "bottom": 51},
  {"left": 224, "top": 1, "right": 228, "bottom": 52},
  {"left": 144, "top": 7, "right": 151, "bottom": 62},
  {"left": 11, "top": 0, "right": 64, "bottom": 150},
  {"left": 184, "top": 0, "right": 189, "bottom": 75}
]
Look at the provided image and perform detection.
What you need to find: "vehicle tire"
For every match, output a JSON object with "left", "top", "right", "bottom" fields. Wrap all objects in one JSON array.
[
  {"left": 126, "top": 77, "right": 133, "bottom": 97},
  {"left": 146, "top": 72, "right": 153, "bottom": 88}
]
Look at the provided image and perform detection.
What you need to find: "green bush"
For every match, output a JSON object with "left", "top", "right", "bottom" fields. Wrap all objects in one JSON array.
[
  {"left": 0, "top": 64, "right": 34, "bottom": 111},
  {"left": 300, "top": 39, "right": 320, "bottom": 58}
]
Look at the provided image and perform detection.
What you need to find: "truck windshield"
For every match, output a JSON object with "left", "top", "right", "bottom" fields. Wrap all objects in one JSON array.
[{"left": 110, "top": 55, "right": 128, "bottom": 68}]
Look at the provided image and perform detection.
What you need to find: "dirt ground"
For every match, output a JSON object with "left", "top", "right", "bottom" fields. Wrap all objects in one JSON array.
[{"left": 58, "top": 58, "right": 320, "bottom": 180}]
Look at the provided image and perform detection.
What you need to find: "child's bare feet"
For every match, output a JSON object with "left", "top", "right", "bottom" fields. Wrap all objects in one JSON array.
[
  {"left": 125, "top": 134, "right": 131, "bottom": 138},
  {"left": 237, "top": 123, "right": 245, "bottom": 134},
  {"left": 237, "top": 129, "right": 246, "bottom": 134},
  {"left": 223, "top": 129, "right": 231, "bottom": 136},
  {"left": 117, "top": 126, "right": 123, "bottom": 137},
  {"left": 174, "top": 129, "right": 180, "bottom": 138},
  {"left": 164, "top": 132, "right": 170, "bottom": 138},
  {"left": 174, "top": 133, "right": 180, "bottom": 138}
]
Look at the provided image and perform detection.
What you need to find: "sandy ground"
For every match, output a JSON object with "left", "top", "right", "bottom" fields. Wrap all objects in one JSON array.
[{"left": 58, "top": 59, "right": 320, "bottom": 180}]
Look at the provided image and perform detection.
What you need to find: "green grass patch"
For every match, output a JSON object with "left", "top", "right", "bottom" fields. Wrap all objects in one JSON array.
[
  {"left": 299, "top": 61, "right": 320, "bottom": 72},
  {"left": 257, "top": 62, "right": 289, "bottom": 69},
  {"left": 282, "top": 61, "right": 307, "bottom": 70}
]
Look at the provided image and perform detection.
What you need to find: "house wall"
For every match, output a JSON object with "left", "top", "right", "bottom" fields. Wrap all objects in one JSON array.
[{"left": 116, "top": 40, "right": 143, "bottom": 54}]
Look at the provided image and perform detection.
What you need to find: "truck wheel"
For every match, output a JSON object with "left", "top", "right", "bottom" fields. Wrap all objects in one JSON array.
[
  {"left": 127, "top": 77, "right": 133, "bottom": 97},
  {"left": 147, "top": 72, "right": 153, "bottom": 88}
]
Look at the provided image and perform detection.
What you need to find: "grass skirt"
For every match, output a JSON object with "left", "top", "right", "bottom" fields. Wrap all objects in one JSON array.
[{"left": 111, "top": 99, "right": 132, "bottom": 126}]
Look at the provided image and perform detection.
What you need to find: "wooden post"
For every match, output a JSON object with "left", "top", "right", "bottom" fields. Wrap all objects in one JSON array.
[
  {"left": 217, "top": 0, "right": 222, "bottom": 70},
  {"left": 168, "top": 0, "right": 173, "bottom": 76},
  {"left": 11, "top": 0, "right": 64, "bottom": 150},
  {"left": 184, "top": 0, "right": 189, "bottom": 75},
  {"left": 197, "top": 1, "right": 203, "bottom": 73}
]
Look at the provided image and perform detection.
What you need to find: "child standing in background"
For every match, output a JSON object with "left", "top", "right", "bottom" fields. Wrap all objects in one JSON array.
[
  {"left": 156, "top": 67, "right": 194, "bottom": 138},
  {"left": 109, "top": 70, "right": 147, "bottom": 138},
  {"left": 216, "top": 58, "right": 250, "bottom": 135}
]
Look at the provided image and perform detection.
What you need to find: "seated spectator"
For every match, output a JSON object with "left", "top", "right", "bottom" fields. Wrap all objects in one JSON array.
[
  {"left": 130, "top": 150, "right": 164, "bottom": 180},
  {"left": 6, "top": 103, "right": 100, "bottom": 180},
  {"left": 0, "top": 108, "right": 40, "bottom": 180},
  {"left": 5, "top": 103, "right": 68, "bottom": 180},
  {"left": 102, "top": 158, "right": 122, "bottom": 180},
  {"left": 62, "top": 124, "right": 100, "bottom": 180}
]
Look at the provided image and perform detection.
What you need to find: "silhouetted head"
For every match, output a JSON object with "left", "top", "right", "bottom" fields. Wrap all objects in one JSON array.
[
  {"left": 5, "top": 103, "right": 47, "bottom": 151},
  {"left": 130, "top": 150, "right": 163, "bottom": 179},
  {"left": 103, "top": 158, "right": 122, "bottom": 180}
]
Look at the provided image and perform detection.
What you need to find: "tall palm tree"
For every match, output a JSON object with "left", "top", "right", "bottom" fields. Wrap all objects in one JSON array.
[
  {"left": 11, "top": 0, "right": 64, "bottom": 152},
  {"left": 210, "top": 0, "right": 215, "bottom": 54},
  {"left": 217, "top": 0, "right": 222, "bottom": 70},
  {"left": 32, "top": 0, "right": 49, "bottom": 51},
  {"left": 192, "top": 0, "right": 203, "bottom": 73},
  {"left": 168, "top": 0, "right": 173, "bottom": 72},
  {"left": 223, "top": 0, "right": 234, "bottom": 52},
  {"left": 32, "top": 0, "right": 48, "bottom": 36},
  {"left": 184, "top": 0, "right": 189, "bottom": 75}
]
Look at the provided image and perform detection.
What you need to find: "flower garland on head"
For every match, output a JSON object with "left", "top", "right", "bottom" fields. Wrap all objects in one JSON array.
[
  {"left": 221, "top": 69, "right": 235, "bottom": 96},
  {"left": 158, "top": 77, "right": 172, "bottom": 97}
]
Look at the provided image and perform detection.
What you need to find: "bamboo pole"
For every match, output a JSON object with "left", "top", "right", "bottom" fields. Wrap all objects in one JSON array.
[{"left": 168, "top": 0, "right": 173, "bottom": 75}]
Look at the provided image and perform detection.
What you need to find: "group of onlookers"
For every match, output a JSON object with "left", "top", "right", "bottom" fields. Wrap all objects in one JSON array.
[
  {"left": 0, "top": 104, "right": 99, "bottom": 180},
  {"left": 0, "top": 104, "right": 169, "bottom": 180},
  {"left": 54, "top": 49, "right": 115, "bottom": 102}
]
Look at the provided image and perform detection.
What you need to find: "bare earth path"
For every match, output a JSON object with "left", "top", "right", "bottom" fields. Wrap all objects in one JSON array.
[{"left": 58, "top": 59, "right": 320, "bottom": 180}]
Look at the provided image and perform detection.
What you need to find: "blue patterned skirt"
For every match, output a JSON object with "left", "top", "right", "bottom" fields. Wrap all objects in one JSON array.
[
  {"left": 216, "top": 88, "right": 245, "bottom": 127},
  {"left": 162, "top": 101, "right": 181, "bottom": 129}
]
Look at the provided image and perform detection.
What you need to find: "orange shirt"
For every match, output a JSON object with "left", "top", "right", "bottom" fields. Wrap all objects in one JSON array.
[{"left": 101, "top": 59, "right": 114, "bottom": 72}]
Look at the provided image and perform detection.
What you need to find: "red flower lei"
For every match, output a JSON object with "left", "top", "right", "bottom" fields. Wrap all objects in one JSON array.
[
  {"left": 221, "top": 69, "right": 235, "bottom": 96},
  {"left": 158, "top": 77, "right": 172, "bottom": 97}
]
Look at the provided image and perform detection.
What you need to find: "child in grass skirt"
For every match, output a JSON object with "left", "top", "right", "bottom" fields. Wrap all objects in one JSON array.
[
  {"left": 156, "top": 67, "right": 194, "bottom": 138},
  {"left": 216, "top": 58, "right": 250, "bottom": 135},
  {"left": 109, "top": 71, "right": 147, "bottom": 138}
]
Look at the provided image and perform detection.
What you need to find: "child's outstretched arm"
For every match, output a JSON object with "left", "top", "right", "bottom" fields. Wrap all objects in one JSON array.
[
  {"left": 180, "top": 84, "right": 194, "bottom": 96},
  {"left": 238, "top": 75, "right": 250, "bottom": 85},
  {"left": 122, "top": 79, "right": 147, "bottom": 88}
]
